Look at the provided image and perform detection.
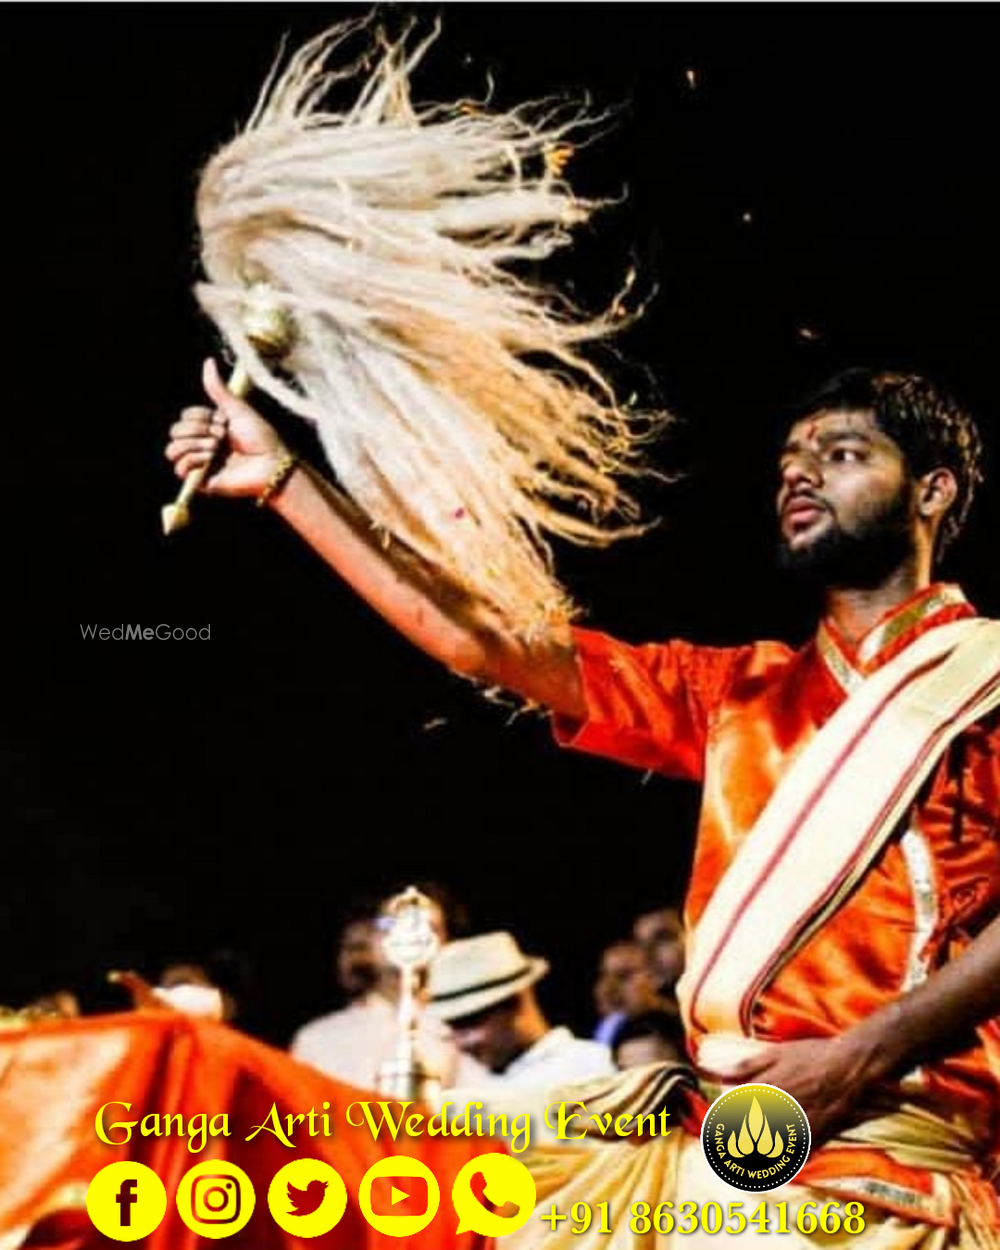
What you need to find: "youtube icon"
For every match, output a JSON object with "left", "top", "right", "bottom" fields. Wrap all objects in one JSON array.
[
  {"left": 359, "top": 1156, "right": 440, "bottom": 1235},
  {"left": 370, "top": 1175, "right": 429, "bottom": 1217}
]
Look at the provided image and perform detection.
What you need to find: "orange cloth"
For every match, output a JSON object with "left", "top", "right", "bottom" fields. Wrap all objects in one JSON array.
[
  {"left": 554, "top": 583, "right": 1000, "bottom": 1219},
  {"left": 0, "top": 1010, "right": 493, "bottom": 1248}
]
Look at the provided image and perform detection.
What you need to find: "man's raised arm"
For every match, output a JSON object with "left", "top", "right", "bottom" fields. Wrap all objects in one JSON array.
[{"left": 165, "top": 359, "right": 586, "bottom": 720}]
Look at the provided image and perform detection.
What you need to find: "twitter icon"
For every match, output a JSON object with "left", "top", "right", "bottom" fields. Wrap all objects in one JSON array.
[
  {"left": 288, "top": 1178, "right": 328, "bottom": 1217},
  {"left": 268, "top": 1160, "right": 347, "bottom": 1237}
]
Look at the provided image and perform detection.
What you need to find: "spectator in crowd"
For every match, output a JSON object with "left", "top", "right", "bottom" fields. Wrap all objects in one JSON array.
[
  {"left": 156, "top": 949, "right": 252, "bottom": 1024},
  {"left": 612, "top": 1008, "right": 688, "bottom": 1069},
  {"left": 291, "top": 886, "right": 488, "bottom": 1089},
  {"left": 333, "top": 911, "right": 382, "bottom": 1002},
  {"left": 25, "top": 989, "right": 81, "bottom": 1019},
  {"left": 632, "top": 906, "right": 685, "bottom": 999},
  {"left": 429, "top": 931, "right": 615, "bottom": 1086},
  {"left": 591, "top": 939, "right": 658, "bottom": 1045}
]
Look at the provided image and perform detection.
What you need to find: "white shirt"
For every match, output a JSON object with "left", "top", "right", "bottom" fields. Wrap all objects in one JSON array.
[
  {"left": 290, "top": 992, "right": 489, "bottom": 1090},
  {"left": 501, "top": 1027, "right": 615, "bottom": 1087},
  {"left": 436, "top": 1028, "right": 616, "bottom": 1153}
]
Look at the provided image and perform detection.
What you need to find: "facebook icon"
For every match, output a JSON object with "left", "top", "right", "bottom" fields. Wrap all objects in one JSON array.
[
  {"left": 115, "top": 1178, "right": 138, "bottom": 1227},
  {"left": 87, "top": 1160, "right": 167, "bottom": 1238}
]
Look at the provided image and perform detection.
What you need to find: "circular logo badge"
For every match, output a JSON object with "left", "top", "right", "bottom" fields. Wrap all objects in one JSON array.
[
  {"left": 87, "top": 1161, "right": 168, "bottom": 1241},
  {"left": 267, "top": 1158, "right": 348, "bottom": 1238},
  {"left": 701, "top": 1084, "right": 810, "bottom": 1192},
  {"left": 176, "top": 1160, "right": 255, "bottom": 1239}
]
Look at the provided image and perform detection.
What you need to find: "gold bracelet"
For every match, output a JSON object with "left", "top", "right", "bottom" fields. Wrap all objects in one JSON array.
[{"left": 256, "top": 453, "right": 300, "bottom": 508}]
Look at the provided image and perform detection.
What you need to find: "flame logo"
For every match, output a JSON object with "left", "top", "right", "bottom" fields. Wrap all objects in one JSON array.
[
  {"left": 701, "top": 1083, "right": 810, "bottom": 1193},
  {"left": 727, "top": 1096, "right": 784, "bottom": 1159}
]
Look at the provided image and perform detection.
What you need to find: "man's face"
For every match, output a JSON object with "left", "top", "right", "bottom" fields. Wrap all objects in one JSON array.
[
  {"left": 448, "top": 999, "right": 520, "bottom": 1073},
  {"left": 633, "top": 909, "right": 684, "bottom": 992},
  {"left": 776, "top": 408, "right": 916, "bottom": 587},
  {"left": 336, "top": 920, "right": 382, "bottom": 998},
  {"left": 593, "top": 941, "right": 650, "bottom": 1015}
]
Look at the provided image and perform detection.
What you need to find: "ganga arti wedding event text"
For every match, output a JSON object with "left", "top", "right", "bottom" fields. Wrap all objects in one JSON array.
[{"left": 95, "top": 1100, "right": 672, "bottom": 1156}]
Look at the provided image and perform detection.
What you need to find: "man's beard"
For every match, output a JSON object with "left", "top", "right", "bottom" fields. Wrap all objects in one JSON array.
[{"left": 776, "top": 486, "right": 916, "bottom": 590}]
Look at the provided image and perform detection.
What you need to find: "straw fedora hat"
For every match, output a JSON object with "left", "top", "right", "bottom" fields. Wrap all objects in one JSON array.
[{"left": 428, "top": 932, "right": 549, "bottom": 1022}]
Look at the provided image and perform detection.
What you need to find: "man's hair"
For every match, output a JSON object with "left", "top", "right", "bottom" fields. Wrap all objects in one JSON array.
[
  {"left": 611, "top": 1007, "right": 686, "bottom": 1054},
  {"left": 790, "top": 368, "right": 984, "bottom": 556}
]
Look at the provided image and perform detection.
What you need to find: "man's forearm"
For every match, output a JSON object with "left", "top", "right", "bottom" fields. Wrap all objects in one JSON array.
[
  {"left": 718, "top": 911, "right": 1000, "bottom": 1140},
  {"left": 268, "top": 461, "right": 586, "bottom": 717},
  {"left": 851, "top": 910, "right": 1000, "bottom": 1080}
]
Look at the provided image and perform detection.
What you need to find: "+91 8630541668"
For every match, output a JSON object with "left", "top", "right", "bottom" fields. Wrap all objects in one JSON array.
[{"left": 537, "top": 1198, "right": 867, "bottom": 1237}]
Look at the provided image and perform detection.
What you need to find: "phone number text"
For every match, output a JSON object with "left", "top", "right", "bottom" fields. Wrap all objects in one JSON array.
[{"left": 539, "top": 1199, "right": 866, "bottom": 1236}]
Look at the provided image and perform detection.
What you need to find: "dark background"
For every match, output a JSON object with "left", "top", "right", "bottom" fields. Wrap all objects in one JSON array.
[{"left": 3, "top": 4, "right": 997, "bottom": 1043}]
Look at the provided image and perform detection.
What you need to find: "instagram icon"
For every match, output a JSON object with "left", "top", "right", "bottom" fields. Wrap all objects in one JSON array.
[
  {"left": 177, "top": 1161, "right": 255, "bottom": 1239},
  {"left": 193, "top": 1175, "right": 241, "bottom": 1223}
]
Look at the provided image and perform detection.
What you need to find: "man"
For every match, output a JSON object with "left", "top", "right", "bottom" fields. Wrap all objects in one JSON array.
[
  {"left": 632, "top": 906, "right": 685, "bottom": 999},
  {"left": 612, "top": 1007, "right": 687, "bottom": 1069},
  {"left": 333, "top": 913, "right": 383, "bottom": 1001},
  {"left": 167, "top": 366, "right": 1000, "bottom": 1237},
  {"left": 591, "top": 938, "right": 659, "bottom": 1044},
  {"left": 289, "top": 909, "right": 388, "bottom": 1083},
  {"left": 155, "top": 960, "right": 229, "bottom": 1021},
  {"left": 290, "top": 896, "right": 489, "bottom": 1090},
  {"left": 428, "top": 931, "right": 615, "bottom": 1086}
]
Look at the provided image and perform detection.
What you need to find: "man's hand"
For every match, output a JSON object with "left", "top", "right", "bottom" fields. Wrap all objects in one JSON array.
[
  {"left": 165, "top": 358, "right": 290, "bottom": 499},
  {"left": 702, "top": 1033, "right": 883, "bottom": 1144},
  {"left": 162, "top": 357, "right": 584, "bottom": 712}
]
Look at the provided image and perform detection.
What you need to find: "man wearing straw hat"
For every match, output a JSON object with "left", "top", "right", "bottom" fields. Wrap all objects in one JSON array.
[{"left": 427, "top": 932, "right": 614, "bottom": 1087}]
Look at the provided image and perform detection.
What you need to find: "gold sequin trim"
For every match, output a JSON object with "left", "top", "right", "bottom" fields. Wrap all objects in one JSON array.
[
  {"left": 898, "top": 826, "right": 938, "bottom": 1091},
  {"left": 817, "top": 1174, "right": 951, "bottom": 1223},
  {"left": 817, "top": 622, "right": 862, "bottom": 693},
  {"left": 857, "top": 585, "right": 968, "bottom": 669},
  {"left": 900, "top": 827, "right": 937, "bottom": 993}
]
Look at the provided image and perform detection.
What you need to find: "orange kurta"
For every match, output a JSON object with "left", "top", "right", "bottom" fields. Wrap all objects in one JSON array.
[{"left": 554, "top": 583, "right": 1000, "bottom": 1221}]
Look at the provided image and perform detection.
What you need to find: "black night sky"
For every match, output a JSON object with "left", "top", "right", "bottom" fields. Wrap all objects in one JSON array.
[{"left": 3, "top": 5, "right": 998, "bottom": 1043}]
